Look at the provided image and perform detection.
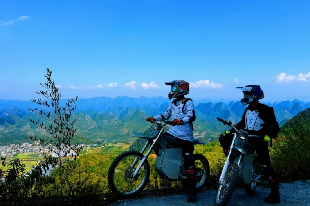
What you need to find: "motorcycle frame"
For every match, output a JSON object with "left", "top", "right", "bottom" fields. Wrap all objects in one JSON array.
[{"left": 132, "top": 126, "right": 164, "bottom": 177}]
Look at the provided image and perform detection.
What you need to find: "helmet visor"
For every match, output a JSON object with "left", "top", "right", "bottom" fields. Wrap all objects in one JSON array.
[{"left": 171, "top": 85, "right": 178, "bottom": 92}]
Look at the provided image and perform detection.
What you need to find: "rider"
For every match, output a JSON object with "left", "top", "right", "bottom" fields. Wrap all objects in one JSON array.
[
  {"left": 219, "top": 85, "right": 280, "bottom": 204},
  {"left": 146, "top": 80, "right": 197, "bottom": 202}
]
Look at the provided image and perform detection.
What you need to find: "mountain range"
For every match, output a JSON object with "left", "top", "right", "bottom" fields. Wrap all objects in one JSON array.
[{"left": 0, "top": 96, "right": 309, "bottom": 145}]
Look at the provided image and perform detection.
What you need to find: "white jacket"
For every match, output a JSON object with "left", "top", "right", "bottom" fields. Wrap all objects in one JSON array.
[{"left": 153, "top": 99, "right": 195, "bottom": 142}]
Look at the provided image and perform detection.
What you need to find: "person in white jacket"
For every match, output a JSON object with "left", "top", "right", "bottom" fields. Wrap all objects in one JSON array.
[{"left": 146, "top": 80, "right": 197, "bottom": 202}]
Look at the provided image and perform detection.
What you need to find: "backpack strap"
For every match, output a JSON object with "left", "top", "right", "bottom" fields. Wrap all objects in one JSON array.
[
  {"left": 181, "top": 98, "right": 192, "bottom": 113},
  {"left": 181, "top": 99, "right": 196, "bottom": 130},
  {"left": 269, "top": 106, "right": 276, "bottom": 147}
]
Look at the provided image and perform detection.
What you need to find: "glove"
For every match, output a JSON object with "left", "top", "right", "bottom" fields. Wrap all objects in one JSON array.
[
  {"left": 171, "top": 119, "right": 184, "bottom": 126},
  {"left": 264, "top": 135, "right": 271, "bottom": 142},
  {"left": 146, "top": 117, "right": 154, "bottom": 122},
  {"left": 221, "top": 130, "right": 230, "bottom": 136}
]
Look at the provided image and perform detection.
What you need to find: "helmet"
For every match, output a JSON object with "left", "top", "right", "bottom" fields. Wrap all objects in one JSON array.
[
  {"left": 236, "top": 85, "right": 264, "bottom": 106},
  {"left": 165, "top": 80, "right": 190, "bottom": 99}
]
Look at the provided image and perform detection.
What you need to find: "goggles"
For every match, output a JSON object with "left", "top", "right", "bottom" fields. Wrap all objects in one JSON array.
[
  {"left": 171, "top": 85, "right": 178, "bottom": 92},
  {"left": 237, "top": 86, "right": 253, "bottom": 92}
]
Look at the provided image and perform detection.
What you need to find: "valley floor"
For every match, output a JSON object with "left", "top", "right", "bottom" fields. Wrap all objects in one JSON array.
[{"left": 111, "top": 180, "right": 310, "bottom": 206}]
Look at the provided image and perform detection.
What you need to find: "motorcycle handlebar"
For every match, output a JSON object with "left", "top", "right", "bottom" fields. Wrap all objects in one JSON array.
[
  {"left": 217, "top": 117, "right": 264, "bottom": 138},
  {"left": 247, "top": 134, "right": 264, "bottom": 138},
  {"left": 150, "top": 120, "right": 173, "bottom": 125},
  {"left": 216, "top": 117, "right": 232, "bottom": 126}
]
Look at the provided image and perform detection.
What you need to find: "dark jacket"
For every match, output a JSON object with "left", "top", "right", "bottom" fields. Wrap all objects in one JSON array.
[{"left": 235, "top": 102, "right": 279, "bottom": 138}]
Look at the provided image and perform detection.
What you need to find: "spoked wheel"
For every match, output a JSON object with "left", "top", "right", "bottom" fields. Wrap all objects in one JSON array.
[
  {"left": 194, "top": 154, "right": 210, "bottom": 191},
  {"left": 181, "top": 154, "right": 210, "bottom": 191},
  {"left": 214, "top": 163, "right": 239, "bottom": 206},
  {"left": 108, "top": 151, "right": 150, "bottom": 196},
  {"left": 245, "top": 156, "right": 261, "bottom": 195}
]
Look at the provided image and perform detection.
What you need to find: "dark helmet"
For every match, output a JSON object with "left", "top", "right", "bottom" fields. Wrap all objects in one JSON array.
[
  {"left": 165, "top": 80, "right": 190, "bottom": 99},
  {"left": 236, "top": 85, "right": 264, "bottom": 106}
]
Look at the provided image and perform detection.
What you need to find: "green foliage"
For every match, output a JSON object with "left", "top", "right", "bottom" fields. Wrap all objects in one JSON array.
[
  {"left": 0, "top": 158, "right": 54, "bottom": 204},
  {"left": 270, "top": 108, "right": 310, "bottom": 181}
]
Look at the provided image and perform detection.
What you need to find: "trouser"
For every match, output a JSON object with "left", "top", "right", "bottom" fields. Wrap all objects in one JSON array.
[{"left": 163, "top": 132, "right": 197, "bottom": 201}]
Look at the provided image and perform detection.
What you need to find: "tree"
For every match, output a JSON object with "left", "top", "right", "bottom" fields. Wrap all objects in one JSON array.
[{"left": 27, "top": 68, "right": 82, "bottom": 196}]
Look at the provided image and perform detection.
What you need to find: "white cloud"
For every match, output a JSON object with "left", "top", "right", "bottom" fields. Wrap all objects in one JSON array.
[
  {"left": 55, "top": 85, "right": 62, "bottom": 89},
  {"left": 124, "top": 81, "right": 136, "bottom": 90},
  {"left": 86, "top": 86, "right": 95, "bottom": 89},
  {"left": 140, "top": 81, "right": 159, "bottom": 89},
  {"left": 108, "top": 82, "right": 117, "bottom": 87},
  {"left": 274, "top": 73, "right": 296, "bottom": 83},
  {"left": 190, "top": 80, "right": 223, "bottom": 88},
  {"left": 96, "top": 85, "right": 104, "bottom": 88},
  {"left": 0, "top": 20, "right": 14, "bottom": 26},
  {"left": 0, "top": 16, "right": 31, "bottom": 26},
  {"left": 234, "top": 78, "right": 238, "bottom": 83},
  {"left": 69, "top": 86, "right": 83, "bottom": 89},
  {"left": 17, "top": 16, "right": 31, "bottom": 21},
  {"left": 297, "top": 72, "right": 310, "bottom": 82}
]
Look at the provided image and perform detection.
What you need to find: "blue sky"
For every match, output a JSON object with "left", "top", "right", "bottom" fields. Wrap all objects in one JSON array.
[{"left": 1, "top": 0, "right": 310, "bottom": 102}]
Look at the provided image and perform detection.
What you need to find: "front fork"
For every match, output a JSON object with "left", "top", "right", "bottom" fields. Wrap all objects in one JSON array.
[
  {"left": 219, "top": 133, "right": 243, "bottom": 184},
  {"left": 132, "top": 128, "right": 164, "bottom": 177}
]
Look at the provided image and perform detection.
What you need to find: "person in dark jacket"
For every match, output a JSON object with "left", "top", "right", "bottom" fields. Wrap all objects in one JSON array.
[{"left": 219, "top": 85, "right": 280, "bottom": 204}]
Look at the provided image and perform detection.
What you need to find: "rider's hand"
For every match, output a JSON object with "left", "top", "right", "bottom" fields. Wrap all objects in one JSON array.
[
  {"left": 171, "top": 119, "right": 184, "bottom": 126},
  {"left": 221, "top": 131, "right": 230, "bottom": 136},
  {"left": 146, "top": 117, "right": 154, "bottom": 122},
  {"left": 263, "top": 135, "right": 271, "bottom": 142}
]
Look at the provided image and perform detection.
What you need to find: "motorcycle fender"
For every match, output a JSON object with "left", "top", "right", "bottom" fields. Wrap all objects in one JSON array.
[{"left": 242, "top": 153, "right": 255, "bottom": 184}]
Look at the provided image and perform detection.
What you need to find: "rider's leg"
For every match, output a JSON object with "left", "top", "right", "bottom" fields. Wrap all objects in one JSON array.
[
  {"left": 181, "top": 139, "right": 196, "bottom": 202},
  {"left": 256, "top": 142, "right": 280, "bottom": 203}
]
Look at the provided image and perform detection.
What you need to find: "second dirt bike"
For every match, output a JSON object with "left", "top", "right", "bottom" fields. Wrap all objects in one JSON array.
[
  {"left": 108, "top": 120, "right": 210, "bottom": 196},
  {"left": 214, "top": 117, "right": 262, "bottom": 206}
]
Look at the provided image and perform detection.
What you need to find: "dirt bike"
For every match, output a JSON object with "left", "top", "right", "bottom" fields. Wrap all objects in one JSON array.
[
  {"left": 108, "top": 120, "right": 210, "bottom": 196},
  {"left": 214, "top": 117, "right": 262, "bottom": 206}
]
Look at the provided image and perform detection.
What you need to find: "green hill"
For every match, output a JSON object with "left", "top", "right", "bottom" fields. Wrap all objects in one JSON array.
[{"left": 271, "top": 108, "right": 310, "bottom": 181}]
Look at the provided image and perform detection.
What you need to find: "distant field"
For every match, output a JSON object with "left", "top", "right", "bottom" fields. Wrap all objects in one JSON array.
[{"left": 0, "top": 153, "right": 41, "bottom": 172}]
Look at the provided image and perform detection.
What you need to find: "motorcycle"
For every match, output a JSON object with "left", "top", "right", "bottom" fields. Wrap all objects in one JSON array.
[
  {"left": 214, "top": 117, "right": 262, "bottom": 206},
  {"left": 108, "top": 120, "right": 210, "bottom": 196}
]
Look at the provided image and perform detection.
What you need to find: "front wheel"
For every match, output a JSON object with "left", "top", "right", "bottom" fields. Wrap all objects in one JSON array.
[
  {"left": 108, "top": 150, "right": 150, "bottom": 196},
  {"left": 214, "top": 163, "right": 239, "bottom": 206}
]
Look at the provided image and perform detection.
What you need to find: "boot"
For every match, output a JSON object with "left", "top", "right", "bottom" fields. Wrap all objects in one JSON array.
[
  {"left": 264, "top": 178, "right": 280, "bottom": 204},
  {"left": 186, "top": 169, "right": 196, "bottom": 202}
]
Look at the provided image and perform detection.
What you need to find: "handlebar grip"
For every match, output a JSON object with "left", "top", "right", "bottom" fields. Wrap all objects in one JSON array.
[
  {"left": 217, "top": 117, "right": 224, "bottom": 122},
  {"left": 217, "top": 117, "right": 233, "bottom": 126}
]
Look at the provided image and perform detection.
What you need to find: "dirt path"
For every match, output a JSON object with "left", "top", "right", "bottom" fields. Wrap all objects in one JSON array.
[{"left": 111, "top": 180, "right": 310, "bottom": 206}]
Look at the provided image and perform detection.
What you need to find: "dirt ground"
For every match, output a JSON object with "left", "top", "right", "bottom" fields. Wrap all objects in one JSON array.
[{"left": 111, "top": 180, "right": 310, "bottom": 206}]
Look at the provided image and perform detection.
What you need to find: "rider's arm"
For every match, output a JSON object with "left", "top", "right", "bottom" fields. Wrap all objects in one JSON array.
[
  {"left": 262, "top": 106, "right": 280, "bottom": 138},
  {"left": 235, "top": 109, "right": 246, "bottom": 129},
  {"left": 153, "top": 103, "right": 172, "bottom": 121},
  {"left": 181, "top": 100, "right": 195, "bottom": 124}
]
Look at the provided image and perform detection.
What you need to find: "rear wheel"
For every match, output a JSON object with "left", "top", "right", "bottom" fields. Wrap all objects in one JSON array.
[
  {"left": 214, "top": 163, "right": 239, "bottom": 206},
  {"left": 181, "top": 154, "right": 210, "bottom": 191},
  {"left": 245, "top": 156, "right": 261, "bottom": 195}
]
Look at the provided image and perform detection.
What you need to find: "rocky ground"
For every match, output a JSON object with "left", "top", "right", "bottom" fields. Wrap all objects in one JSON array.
[{"left": 111, "top": 180, "right": 310, "bottom": 206}]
